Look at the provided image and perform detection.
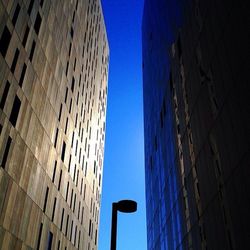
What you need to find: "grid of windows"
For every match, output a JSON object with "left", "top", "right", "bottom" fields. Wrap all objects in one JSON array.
[{"left": 0, "top": 0, "right": 109, "bottom": 249}]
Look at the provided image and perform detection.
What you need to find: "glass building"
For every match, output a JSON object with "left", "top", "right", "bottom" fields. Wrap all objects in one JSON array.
[
  {"left": 0, "top": 0, "right": 109, "bottom": 249},
  {"left": 142, "top": 0, "right": 249, "bottom": 249}
]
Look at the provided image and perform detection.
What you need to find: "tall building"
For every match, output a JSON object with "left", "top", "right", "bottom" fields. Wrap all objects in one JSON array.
[
  {"left": 142, "top": 0, "right": 249, "bottom": 249},
  {"left": 0, "top": 0, "right": 109, "bottom": 249}
]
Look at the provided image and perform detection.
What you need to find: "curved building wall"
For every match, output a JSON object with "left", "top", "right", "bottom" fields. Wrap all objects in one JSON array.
[{"left": 0, "top": 0, "right": 109, "bottom": 249}]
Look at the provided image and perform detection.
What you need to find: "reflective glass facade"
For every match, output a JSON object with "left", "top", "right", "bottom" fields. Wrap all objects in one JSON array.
[{"left": 142, "top": 0, "right": 249, "bottom": 249}]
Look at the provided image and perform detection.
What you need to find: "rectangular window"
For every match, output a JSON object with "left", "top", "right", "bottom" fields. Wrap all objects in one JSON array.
[
  {"left": 78, "top": 201, "right": 81, "bottom": 219},
  {"left": 9, "top": 95, "right": 21, "bottom": 127},
  {"left": 1, "top": 136, "right": 12, "bottom": 169},
  {"left": 11, "top": 48, "right": 20, "bottom": 73},
  {"left": 19, "top": 63, "right": 27, "bottom": 87},
  {"left": 0, "top": 81, "right": 10, "bottom": 110},
  {"left": 57, "top": 240, "right": 60, "bottom": 250},
  {"left": 71, "top": 77, "right": 75, "bottom": 93},
  {"left": 52, "top": 197, "right": 57, "bottom": 222},
  {"left": 65, "top": 214, "right": 69, "bottom": 236},
  {"left": 69, "top": 98, "right": 72, "bottom": 113},
  {"left": 61, "top": 141, "right": 66, "bottom": 162},
  {"left": 43, "top": 186, "right": 49, "bottom": 212},
  {"left": 68, "top": 154, "right": 71, "bottom": 172},
  {"left": 78, "top": 230, "right": 81, "bottom": 249},
  {"left": 65, "top": 117, "right": 68, "bottom": 134},
  {"left": 54, "top": 128, "right": 58, "bottom": 148},
  {"left": 74, "top": 226, "right": 77, "bottom": 246},
  {"left": 47, "top": 231, "right": 53, "bottom": 250},
  {"left": 73, "top": 164, "right": 76, "bottom": 182},
  {"left": 28, "top": 0, "right": 34, "bottom": 15},
  {"left": 0, "top": 26, "right": 11, "bottom": 57},
  {"left": 66, "top": 181, "right": 69, "bottom": 201},
  {"left": 58, "top": 103, "right": 62, "bottom": 121},
  {"left": 88, "top": 219, "right": 91, "bottom": 236},
  {"left": 37, "top": 223, "right": 43, "bottom": 250},
  {"left": 70, "top": 221, "right": 73, "bottom": 241},
  {"left": 64, "top": 87, "right": 68, "bottom": 103},
  {"left": 22, "top": 25, "right": 30, "bottom": 47},
  {"left": 60, "top": 208, "right": 64, "bottom": 231},
  {"left": 34, "top": 13, "right": 42, "bottom": 35},
  {"left": 29, "top": 40, "right": 36, "bottom": 61},
  {"left": 81, "top": 206, "right": 84, "bottom": 224},
  {"left": 58, "top": 169, "right": 62, "bottom": 191},
  {"left": 70, "top": 189, "right": 73, "bottom": 209},
  {"left": 12, "top": 4, "right": 21, "bottom": 26},
  {"left": 52, "top": 160, "right": 57, "bottom": 183},
  {"left": 73, "top": 193, "right": 76, "bottom": 212}
]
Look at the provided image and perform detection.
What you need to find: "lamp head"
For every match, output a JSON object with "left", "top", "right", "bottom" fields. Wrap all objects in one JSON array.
[{"left": 115, "top": 200, "right": 137, "bottom": 213}]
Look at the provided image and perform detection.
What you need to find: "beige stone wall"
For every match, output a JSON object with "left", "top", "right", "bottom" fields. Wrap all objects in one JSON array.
[{"left": 0, "top": 0, "right": 109, "bottom": 249}]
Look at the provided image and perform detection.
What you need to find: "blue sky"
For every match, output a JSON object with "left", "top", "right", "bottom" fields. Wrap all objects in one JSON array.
[{"left": 98, "top": 0, "right": 147, "bottom": 250}]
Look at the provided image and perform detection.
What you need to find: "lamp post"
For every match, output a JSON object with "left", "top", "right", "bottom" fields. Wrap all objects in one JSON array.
[{"left": 110, "top": 200, "right": 137, "bottom": 250}]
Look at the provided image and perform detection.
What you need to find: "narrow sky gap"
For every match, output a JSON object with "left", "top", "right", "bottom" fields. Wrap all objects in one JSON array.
[{"left": 99, "top": 1, "right": 147, "bottom": 250}]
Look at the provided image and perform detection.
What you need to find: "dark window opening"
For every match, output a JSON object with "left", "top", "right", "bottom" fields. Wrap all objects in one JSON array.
[
  {"left": 54, "top": 128, "right": 58, "bottom": 148},
  {"left": 66, "top": 61, "right": 69, "bottom": 76},
  {"left": 28, "top": 0, "right": 34, "bottom": 15},
  {"left": 60, "top": 208, "right": 64, "bottom": 231},
  {"left": 58, "top": 169, "right": 62, "bottom": 191},
  {"left": 88, "top": 219, "right": 91, "bottom": 236},
  {"left": 43, "top": 186, "right": 49, "bottom": 212},
  {"left": 12, "top": 4, "right": 21, "bottom": 26},
  {"left": 68, "top": 154, "right": 71, "bottom": 172},
  {"left": 37, "top": 223, "right": 43, "bottom": 250},
  {"left": 68, "top": 42, "right": 72, "bottom": 56},
  {"left": 66, "top": 181, "right": 69, "bottom": 201},
  {"left": 70, "top": 189, "right": 73, "bottom": 208},
  {"left": 73, "top": 193, "right": 76, "bottom": 212},
  {"left": 70, "top": 27, "right": 74, "bottom": 38},
  {"left": 11, "top": 48, "right": 20, "bottom": 73},
  {"left": 0, "top": 81, "right": 10, "bottom": 110},
  {"left": 65, "top": 117, "right": 68, "bottom": 134},
  {"left": 34, "top": 13, "right": 42, "bottom": 35},
  {"left": 9, "top": 95, "right": 21, "bottom": 127},
  {"left": 74, "top": 226, "right": 77, "bottom": 246},
  {"left": 22, "top": 25, "right": 30, "bottom": 47},
  {"left": 19, "top": 63, "right": 27, "bottom": 87},
  {"left": 0, "top": 26, "right": 11, "bottom": 57},
  {"left": 47, "top": 231, "right": 53, "bottom": 250},
  {"left": 61, "top": 141, "right": 66, "bottom": 162},
  {"left": 64, "top": 87, "right": 68, "bottom": 103},
  {"left": 70, "top": 221, "right": 73, "bottom": 241},
  {"left": 65, "top": 214, "right": 69, "bottom": 236},
  {"left": 58, "top": 103, "right": 62, "bottom": 121},
  {"left": 57, "top": 240, "right": 60, "bottom": 250},
  {"left": 29, "top": 40, "right": 36, "bottom": 61},
  {"left": 69, "top": 98, "right": 72, "bottom": 113},
  {"left": 52, "top": 160, "right": 57, "bottom": 183},
  {"left": 40, "top": 0, "right": 44, "bottom": 8},
  {"left": 1, "top": 136, "right": 12, "bottom": 169},
  {"left": 71, "top": 77, "right": 75, "bottom": 92},
  {"left": 52, "top": 197, "right": 57, "bottom": 221}
]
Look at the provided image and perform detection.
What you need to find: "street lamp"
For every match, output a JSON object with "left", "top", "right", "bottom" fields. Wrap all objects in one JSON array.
[{"left": 110, "top": 199, "right": 137, "bottom": 250}]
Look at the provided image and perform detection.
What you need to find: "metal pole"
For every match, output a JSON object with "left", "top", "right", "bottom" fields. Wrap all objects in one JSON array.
[{"left": 110, "top": 202, "right": 117, "bottom": 250}]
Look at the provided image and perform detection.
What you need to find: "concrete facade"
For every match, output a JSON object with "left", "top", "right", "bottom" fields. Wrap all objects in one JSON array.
[{"left": 0, "top": 0, "right": 109, "bottom": 249}]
